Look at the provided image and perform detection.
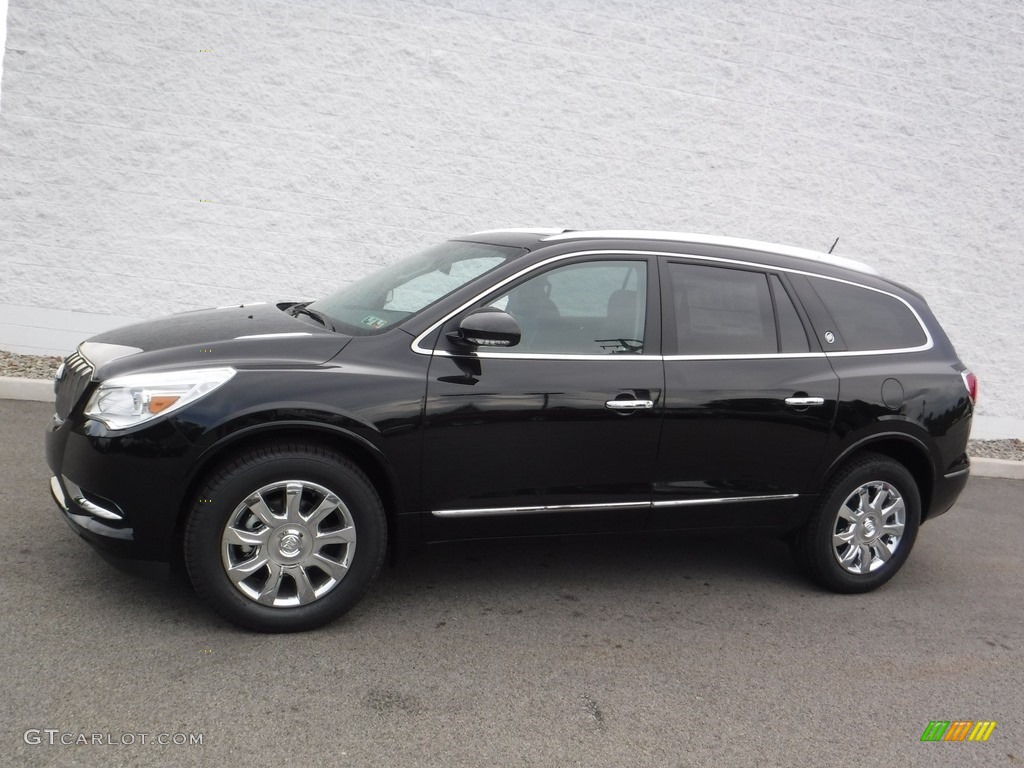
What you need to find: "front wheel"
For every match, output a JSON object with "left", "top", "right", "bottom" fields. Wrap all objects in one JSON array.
[
  {"left": 184, "top": 444, "right": 387, "bottom": 632},
  {"left": 792, "top": 453, "right": 921, "bottom": 593}
]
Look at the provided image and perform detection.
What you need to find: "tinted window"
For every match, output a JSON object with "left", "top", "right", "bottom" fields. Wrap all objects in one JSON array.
[
  {"left": 770, "top": 275, "right": 810, "bottom": 353},
  {"left": 310, "top": 241, "right": 520, "bottom": 334},
  {"left": 487, "top": 260, "right": 647, "bottom": 354},
  {"left": 810, "top": 277, "right": 926, "bottom": 351},
  {"left": 669, "top": 264, "right": 776, "bottom": 355}
]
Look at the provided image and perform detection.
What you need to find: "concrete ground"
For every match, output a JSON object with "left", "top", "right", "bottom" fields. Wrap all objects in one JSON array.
[{"left": 1, "top": 398, "right": 1021, "bottom": 767}]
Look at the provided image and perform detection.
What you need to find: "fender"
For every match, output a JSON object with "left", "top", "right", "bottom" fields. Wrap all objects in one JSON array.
[
  {"left": 821, "top": 424, "right": 940, "bottom": 516},
  {"left": 826, "top": 427, "right": 934, "bottom": 477},
  {"left": 181, "top": 413, "right": 407, "bottom": 516}
]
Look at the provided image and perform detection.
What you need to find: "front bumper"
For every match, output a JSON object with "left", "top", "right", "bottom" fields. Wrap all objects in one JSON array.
[
  {"left": 45, "top": 411, "right": 197, "bottom": 564},
  {"left": 49, "top": 474, "right": 171, "bottom": 577}
]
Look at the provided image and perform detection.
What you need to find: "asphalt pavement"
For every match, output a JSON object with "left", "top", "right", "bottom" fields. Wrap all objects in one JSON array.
[{"left": 2, "top": 398, "right": 1021, "bottom": 767}]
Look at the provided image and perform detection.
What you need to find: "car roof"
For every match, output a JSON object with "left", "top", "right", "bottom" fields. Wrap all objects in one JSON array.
[{"left": 462, "top": 228, "right": 880, "bottom": 277}]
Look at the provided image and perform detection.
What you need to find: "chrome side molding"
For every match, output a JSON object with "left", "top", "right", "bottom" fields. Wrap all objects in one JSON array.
[{"left": 432, "top": 494, "right": 800, "bottom": 518}]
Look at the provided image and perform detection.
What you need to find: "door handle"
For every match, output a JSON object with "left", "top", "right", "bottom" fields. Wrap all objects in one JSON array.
[
  {"left": 605, "top": 399, "right": 654, "bottom": 410},
  {"left": 784, "top": 396, "right": 825, "bottom": 407}
]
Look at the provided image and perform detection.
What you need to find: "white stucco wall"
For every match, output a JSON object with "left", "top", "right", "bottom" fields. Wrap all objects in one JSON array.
[{"left": 0, "top": 0, "right": 1021, "bottom": 436}]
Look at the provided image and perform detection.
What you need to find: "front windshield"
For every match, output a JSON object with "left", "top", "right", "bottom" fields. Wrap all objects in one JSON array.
[{"left": 308, "top": 240, "right": 523, "bottom": 334}]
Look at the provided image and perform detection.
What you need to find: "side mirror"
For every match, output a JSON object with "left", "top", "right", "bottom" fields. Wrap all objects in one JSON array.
[{"left": 449, "top": 307, "right": 521, "bottom": 348}]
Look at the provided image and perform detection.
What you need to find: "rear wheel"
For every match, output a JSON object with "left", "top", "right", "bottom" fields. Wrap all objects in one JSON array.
[
  {"left": 184, "top": 444, "right": 386, "bottom": 632},
  {"left": 792, "top": 453, "right": 920, "bottom": 593}
]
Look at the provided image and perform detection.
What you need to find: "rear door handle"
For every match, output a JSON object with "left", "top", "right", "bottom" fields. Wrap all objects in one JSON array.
[
  {"left": 785, "top": 396, "right": 825, "bottom": 407},
  {"left": 605, "top": 399, "right": 654, "bottom": 410}
]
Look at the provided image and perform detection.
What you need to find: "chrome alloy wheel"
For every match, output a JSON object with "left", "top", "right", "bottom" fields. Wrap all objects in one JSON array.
[
  {"left": 221, "top": 480, "right": 356, "bottom": 607},
  {"left": 831, "top": 481, "right": 906, "bottom": 575}
]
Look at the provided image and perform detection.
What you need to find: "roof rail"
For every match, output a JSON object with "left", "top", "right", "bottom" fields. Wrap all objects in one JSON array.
[
  {"left": 466, "top": 227, "right": 568, "bottom": 237},
  {"left": 539, "top": 230, "right": 879, "bottom": 275}
]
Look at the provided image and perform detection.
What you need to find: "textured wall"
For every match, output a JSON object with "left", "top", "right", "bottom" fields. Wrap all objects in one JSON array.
[{"left": 0, "top": 0, "right": 1022, "bottom": 424}]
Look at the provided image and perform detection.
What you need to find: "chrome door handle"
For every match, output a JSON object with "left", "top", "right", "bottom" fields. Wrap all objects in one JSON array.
[
  {"left": 785, "top": 397, "right": 825, "bottom": 407},
  {"left": 605, "top": 399, "right": 654, "bottom": 410}
]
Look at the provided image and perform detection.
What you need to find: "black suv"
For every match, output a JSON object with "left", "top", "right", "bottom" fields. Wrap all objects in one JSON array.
[{"left": 45, "top": 229, "right": 976, "bottom": 631}]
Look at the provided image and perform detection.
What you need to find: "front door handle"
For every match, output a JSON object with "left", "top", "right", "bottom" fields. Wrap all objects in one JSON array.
[
  {"left": 785, "top": 396, "right": 825, "bottom": 407},
  {"left": 605, "top": 399, "right": 654, "bottom": 410}
]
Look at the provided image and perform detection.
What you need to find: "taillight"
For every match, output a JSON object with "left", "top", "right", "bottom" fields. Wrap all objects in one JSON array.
[{"left": 961, "top": 369, "right": 978, "bottom": 404}]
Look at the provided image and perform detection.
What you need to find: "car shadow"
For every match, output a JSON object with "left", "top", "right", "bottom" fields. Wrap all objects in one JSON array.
[
  {"left": 45, "top": 528, "right": 810, "bottom": 635},
  {"left": 367, "top": 529, "right": 807, "bottom": 603}
]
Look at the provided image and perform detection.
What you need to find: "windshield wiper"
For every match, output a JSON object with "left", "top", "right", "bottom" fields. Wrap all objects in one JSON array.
[{"left": 289, "top": 303, "right": 336, "bottom": 332}]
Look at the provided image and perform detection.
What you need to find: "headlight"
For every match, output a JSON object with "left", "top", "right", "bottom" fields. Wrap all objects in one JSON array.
[{"left": 84, "top": 368, "right": 236, "bottom": 430}]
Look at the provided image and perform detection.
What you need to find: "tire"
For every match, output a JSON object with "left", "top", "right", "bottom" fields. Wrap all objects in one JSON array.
[
  {"left": 792, "top": 453, "right": 920, "bottom": 593},
  {"left": 184, "top": 444, "right": 387, "bottom": 632}
]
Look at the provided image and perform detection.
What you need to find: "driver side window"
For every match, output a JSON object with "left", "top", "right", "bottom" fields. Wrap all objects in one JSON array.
[{"left": 487, "top": 260, "right": 647, "bottom": 355}]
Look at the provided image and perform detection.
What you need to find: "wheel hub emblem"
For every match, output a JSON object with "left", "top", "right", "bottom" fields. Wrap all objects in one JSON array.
[
  {"left": 862, "top": 516, "right": 877, "bottom": 538},
  {"left": 279, "top": 532, "right": 302, "bottom": 556}
]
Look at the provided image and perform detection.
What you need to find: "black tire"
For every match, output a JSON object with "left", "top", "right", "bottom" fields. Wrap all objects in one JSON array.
[
  {"left": 792, "top": 452, "right": 921, "bottom": 593},
  {"left": 184, "top": 444, "right": 387, "bottom": 632}
]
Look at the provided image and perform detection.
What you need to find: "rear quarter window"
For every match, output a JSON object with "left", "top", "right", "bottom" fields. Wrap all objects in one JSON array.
[{"left": 810, "top": 277, "right": 927, "bottom": 351}]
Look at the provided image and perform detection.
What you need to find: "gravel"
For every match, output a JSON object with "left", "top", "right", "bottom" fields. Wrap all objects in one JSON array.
[
  {"left": 0, "top": 350, "right": 62, "bottom": 380},
  {"left": 967, "top": 438, "right": 1024, "bottom": 461},
  {"left": 2, "top": 350, "right": 1022, "bottom": 461}
]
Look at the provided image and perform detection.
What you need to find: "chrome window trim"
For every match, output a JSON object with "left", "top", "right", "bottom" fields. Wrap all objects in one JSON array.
[
  {"left": 410, "top": 250, "right": 653, "bottom": 356},
  {"left": 662, "top": 352, "right": 827, "bottom": 361},
  {"left": 799, "top": 274, "right": 934, "bottom": 356},
  {"left": 410, "top": 249, "right": 933, "bottom": 359},
  {"left": 429, "top": 350, "right": 660, "bottom": 361},
  {"left": 432, "top": 493, "right": 800, "bottom": 518}
]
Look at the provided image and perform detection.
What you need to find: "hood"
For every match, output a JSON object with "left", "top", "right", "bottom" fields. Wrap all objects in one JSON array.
[{"left": 79, "top": 302, "right": 351, "bottom": 379}]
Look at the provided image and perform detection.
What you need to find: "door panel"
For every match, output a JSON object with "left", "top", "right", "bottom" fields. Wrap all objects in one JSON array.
[
  {"left": 651, "top": 259, "right": 838, "bottom": 530},
  {"left": 652, "top": 358, "right": 838, "bottom": 528},
  {"left": 423, "top": 356, "right": 663, "bottom": 538},
  {"left": 421, "top": 256, "right": 663, "bottom": 540}
]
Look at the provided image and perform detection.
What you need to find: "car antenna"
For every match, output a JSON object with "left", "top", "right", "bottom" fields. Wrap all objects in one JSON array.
[{"left": 828, "top": 236, "right": 839, "bottom": 254}]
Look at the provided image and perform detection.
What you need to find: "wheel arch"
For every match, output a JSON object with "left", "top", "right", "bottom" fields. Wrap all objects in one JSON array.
[
  {"left": 824, "top": 432, "right": 936, "bottom": 520},
  {"left": 171, "top": 422, "right": 405, "bottom": 563}
]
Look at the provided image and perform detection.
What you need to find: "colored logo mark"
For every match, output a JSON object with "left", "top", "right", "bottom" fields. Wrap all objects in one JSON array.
[{"left": 920, "top": 720, "right": 997, "bottom": 742}]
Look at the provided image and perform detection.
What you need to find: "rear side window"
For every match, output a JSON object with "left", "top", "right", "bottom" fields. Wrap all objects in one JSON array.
[
  {"left": 668, "top": 264, "right": 776, "bottom": 355},
  {"left": 810, "top": 277, "right": 927, "bottom": 351}
]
